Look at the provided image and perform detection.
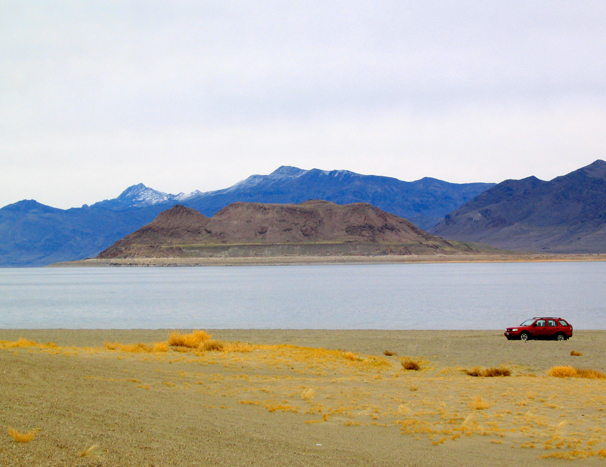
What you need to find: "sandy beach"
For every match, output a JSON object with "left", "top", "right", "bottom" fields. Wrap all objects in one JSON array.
[{"left": 2, "top": 329, "right": 606, "bottom": 466}]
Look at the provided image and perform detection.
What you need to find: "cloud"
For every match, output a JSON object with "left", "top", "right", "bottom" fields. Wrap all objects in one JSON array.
[{"left": 1, "top": 1, "right": 606, "bottom": 208}]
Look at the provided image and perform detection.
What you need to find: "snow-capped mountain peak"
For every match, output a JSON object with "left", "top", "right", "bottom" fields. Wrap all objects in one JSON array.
[
  {"left": 174, "top": 190, "right": 203, "bottom": 201},
  {"left": 271, "top": 166, "right": 307, "bottom": 177},
  {"left": 116, "top": 184, "right": 172, "bottom": 207},
  {"left": 225, "top": 166, "right": 308, "bottom": 192}
]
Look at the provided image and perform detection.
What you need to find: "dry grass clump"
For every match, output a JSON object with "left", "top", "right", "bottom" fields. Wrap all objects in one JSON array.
[
  {"left": 470, "top": 395, "right": 492, "bottom": 410},
  {"left": 153, "top": 342, "right": 169, "bottom": 352},
  {"left": 7, "top": 427, "right": 38, "bottom": 443},
  {"left": 575, "top": 368, "right": 606, "bottom": 379},
  {"left": 465, "top": 366, "right": 511, "bottom": 377},
  {"left": 104, "top": 342, "right": 155, "bottom": 353},
  {"left": 1, "top": 332, "right": 256, "bottom": 358},
  {"left": 342, "top": 351, "right": 360, "bottom": 361},
  {"left": 168, "top": 330, "right": 211, "bottom": 349},
  {"left": 383, "top": 350, "right": 396, "bottom": 356},
  {"left": 169, "top": 331, "right": 251, "bottom": 354},
  {"left": 400, "top": 358, "right": 421, "bottom": 371},
  {"left": 102, "top": 331, "right": 253, "bottom": 355},
  {"left": 198, "top": 340, "right": 224, "bottom": 352},
  {"left": 104, "top": 341, "right": 169, "bottom": 353},
  {"left": 570, "top": 350, "right": 583, "bottom": 356},
  {"left": 547, "top": 366, "right": 606, "bottom": 379},
  {"left": 0, "top": 338, "right": 58, "bottom": 349},
  {"left": 548, "top": 366, "right": 577, "bottom": 377},
  {"left": 1, "top": 337, "right": 38, "bottom": 348},
  {"left": 541, "top": 449, "right": 606, "bottom": 460},
  {"left": 103, "top": 341, "right": 120, "bottom": 351}
]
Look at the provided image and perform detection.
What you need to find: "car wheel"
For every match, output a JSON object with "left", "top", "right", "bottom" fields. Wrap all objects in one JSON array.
[
  {"left": 520, "top": 332, "right": 530, "bottom": 342},
  {"left": 556, "top": 333, "right": 567, "bottom": 341}
]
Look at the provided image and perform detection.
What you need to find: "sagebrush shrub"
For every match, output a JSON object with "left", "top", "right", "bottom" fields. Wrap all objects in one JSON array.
[
  {"left": 547, "top": 366, "right": 577, "bottom": 377},
  {"left": 168, "top": 330, "right": 211, "bottom": 348},
  {"left": 401, "top": 358, "right": 421, "bottom": 371},
  {"left": 465, "top": 366, "right": 511, "bottom": 377},
  {"left": 198, "top": 340, "right": 224, "bottom": 352},
  {"left": 547, "top": 366, "right": 605, "bottom": 378}
]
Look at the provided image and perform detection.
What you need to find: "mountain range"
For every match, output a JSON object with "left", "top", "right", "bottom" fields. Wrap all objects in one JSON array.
[
  {"left": 2, "top": 160, "right": 605, "bottom": 266},
  {"left": 0, "top": 167, "right": 492, "bottom": 266},
  {"left": 430, "top": 160, "right": 606, "bottom": 253}
]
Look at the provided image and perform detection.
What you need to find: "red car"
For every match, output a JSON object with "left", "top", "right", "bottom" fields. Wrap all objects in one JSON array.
[{"left": 504, "top": 317, "right": 573, "bottom": 341}]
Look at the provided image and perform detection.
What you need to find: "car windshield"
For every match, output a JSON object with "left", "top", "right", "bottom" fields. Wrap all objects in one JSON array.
[{"left": 519, "top": 319, "right": 535, "bottom": 326}]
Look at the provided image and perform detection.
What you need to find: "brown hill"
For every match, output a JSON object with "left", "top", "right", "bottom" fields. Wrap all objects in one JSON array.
[{"left": 98, "top": 201, "right": 478, "bottom": 259}]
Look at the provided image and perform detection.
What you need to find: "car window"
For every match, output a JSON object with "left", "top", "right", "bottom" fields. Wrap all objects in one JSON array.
[
  {"left": 559, "top": 320, "right": 569, "bottom": 326},
  {"left": 520, "top": 319, "right": 534, "bottom": 326},
  {"left": 535, "top": 320, "right": 545, "bottom": 326},
  {"left": 547, "top": 320, "right": 556, "bottom": 327}
]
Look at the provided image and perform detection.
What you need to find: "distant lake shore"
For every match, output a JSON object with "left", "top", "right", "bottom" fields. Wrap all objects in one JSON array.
[{"left": 49, "top": 252, "right": 606, "bottom": 267}]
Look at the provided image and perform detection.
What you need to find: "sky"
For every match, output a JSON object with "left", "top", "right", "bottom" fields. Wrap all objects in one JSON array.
[{"left": 2, "top": 1, "right": 606, "bottom": 209}]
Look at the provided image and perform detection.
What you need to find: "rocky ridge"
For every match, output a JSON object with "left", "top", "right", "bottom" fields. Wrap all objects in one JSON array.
[
  {"left": 99, "top": 201, "right": 474, "bottom": 259},
  {"left": 430, "top": 160, "right": 606, "bottom": 253}
]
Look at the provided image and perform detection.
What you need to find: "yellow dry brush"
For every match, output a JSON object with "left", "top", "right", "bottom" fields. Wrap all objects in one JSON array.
[
  {"left": 102, "top": 330, "right": 253, "bottom": 355},
  {"left": 100, "top": 330, "right": 390, "bottom": 376},
  {"left": 547, "top": 366, "right": 606, "bottom": 379},
  {"left": 464, "top": 366, "right": 511, "bottom": 377},
  {"left": 7, "top": 427, "right": 38, "bottom": 443},
  {"left": 167, "top": 330, "right": 257, "bottom": 354},
  {"left": 0, "top": 338, "right": 58, "bottom": 350},
  {"left": 2, "top": 331, "right": 382, "bottom": 368},
  {"left": 167, "top": 329, "right": 212, "bottom": 348},
  {"left": 103, "top": 342, "right": 168, "bottom": 353}
]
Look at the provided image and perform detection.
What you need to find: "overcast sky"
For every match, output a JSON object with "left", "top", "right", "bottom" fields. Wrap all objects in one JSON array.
[{"left": 2, "top": 1, "right": 606, "bottom": 209}]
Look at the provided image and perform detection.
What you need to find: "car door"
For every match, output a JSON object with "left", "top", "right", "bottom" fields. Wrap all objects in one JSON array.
[
  {"left": 532, "top": 319, "right": 547, "bottom": 338},
  {"left": 546, "top": 319, "right": 558, "bottom": 338}
]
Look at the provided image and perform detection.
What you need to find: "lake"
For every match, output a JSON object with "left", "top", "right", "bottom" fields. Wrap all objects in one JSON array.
[{"left": 0, "top": 262, "right": 605, "bottom": 330}]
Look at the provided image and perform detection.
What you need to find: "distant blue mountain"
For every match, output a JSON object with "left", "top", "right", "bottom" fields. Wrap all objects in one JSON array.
[
  {"left": 181, "top": 167, "right": 493, "bottom": 230},
  {"left": 0, "top": 200, "right": 169, "bottom": 267},
  {"left": 0, "top": 167, "right": 493, "bottom": 266}
]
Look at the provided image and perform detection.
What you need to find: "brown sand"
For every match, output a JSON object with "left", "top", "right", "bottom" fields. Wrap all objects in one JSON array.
[{"left": 2, "top": 329, "right": 606, "bottom": 466}]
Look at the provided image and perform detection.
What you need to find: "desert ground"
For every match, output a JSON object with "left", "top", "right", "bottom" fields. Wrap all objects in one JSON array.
[{"left": 2, "top": 329, "right": 606, "bottom": 466}]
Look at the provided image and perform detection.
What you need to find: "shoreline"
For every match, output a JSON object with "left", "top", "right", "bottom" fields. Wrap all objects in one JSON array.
[{"left": 49, "top": 252, "right": 606, "bottom": 267}]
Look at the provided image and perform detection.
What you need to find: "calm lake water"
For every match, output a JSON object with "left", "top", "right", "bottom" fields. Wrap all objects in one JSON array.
[{"left": 1, "top": 262, "right": 605, "bottom": 330}]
